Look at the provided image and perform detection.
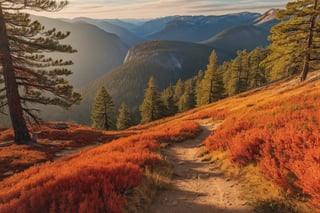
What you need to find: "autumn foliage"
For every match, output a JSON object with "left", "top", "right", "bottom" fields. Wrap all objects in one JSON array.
[
  {"left": 204, "top": 76, "right": 320, "bottom": 208},
  {"left": 0, "top": 120, "right": 200, "bottom": 213}
]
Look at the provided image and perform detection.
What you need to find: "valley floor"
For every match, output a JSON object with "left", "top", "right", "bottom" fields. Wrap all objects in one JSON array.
[{"left": 149, "top": 119, "right": 252, "bottom": 213}]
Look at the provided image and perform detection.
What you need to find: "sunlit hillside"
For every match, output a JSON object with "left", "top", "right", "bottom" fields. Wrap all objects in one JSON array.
[{"left": 1, "top": 71, "right": 320, "bottom": 212}]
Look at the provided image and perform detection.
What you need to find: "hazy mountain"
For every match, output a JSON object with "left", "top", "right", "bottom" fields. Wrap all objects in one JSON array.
[
  {"left": 130, "top": 16, "right": 177, "bottom": 38},
  {"left": 146, "top": 13, "right": 261, "bottom": 42},
  {"left": 70, "top": 17, "right": 143, "bottom": 46},
  {"left": 30, "top": 15, "right": 128, "bottom": 86},
  {"left": 104, "top": 19, "right": 140, "bottom": 31},
  {"left": 201, "top": 10, "right": 280, "bottom": 58},
  {"left": 43, "top": 41, "right": 214, "bottom": 124},
  {"left": 201, "top": 25, "right": 270, "bottom": 58}
]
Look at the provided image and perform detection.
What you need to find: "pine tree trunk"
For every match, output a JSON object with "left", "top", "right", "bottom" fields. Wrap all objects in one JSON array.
[
  {"left": 0, "top": 5, "right": 31, "bottom": 144},
  {"left": 301, "top": 0, "right": 318, "bottom": 81},
  {"left": 208, "top": 80, "right": 213, "bottom": 103}
]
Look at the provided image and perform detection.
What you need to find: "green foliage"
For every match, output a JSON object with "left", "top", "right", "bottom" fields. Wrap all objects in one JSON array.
[
  {"left": 0, "top": 3, "right": 81, "bottom": 124},
  {"left": 161, "top": 86, "right": 178, "bottom": 116},
  {"left": 140, "top": 77, "right": 166, "bottom": 123},
  {"left": 67, "top": 40, "right": 212, "bottom": 125},
  {"left": 223, "top": 48, "right": 268, "bottom": 96},
  {"left": 248, "top": 47, "right": 269, "bottom": 87},
  {"left": 178, "top": 80, "right": 195, "bottom": 112},
  {"left": 196, "top": 50, "right": 224, "bottom": 106},
  {"left": 262, "top": 0, "right": 320, "bottom": 81},
  {"left": 91, "top": 87, "right": 114, "bottom": 130},
  {"left": 116, "top": 103, "right": 132, "bottom": 130}
]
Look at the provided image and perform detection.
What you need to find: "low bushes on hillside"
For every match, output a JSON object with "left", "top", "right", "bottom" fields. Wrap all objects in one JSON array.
[
  {"left": 0, "top": 120, "right": 200, "bottom": 213},
  {"left": 205, "top": 93, "right": 320, "bottom": 208}
]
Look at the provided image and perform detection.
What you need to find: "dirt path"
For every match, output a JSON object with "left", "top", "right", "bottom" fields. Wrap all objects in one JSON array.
[{"left": 149, "top": 119, "right": 253, "bottom": 213}]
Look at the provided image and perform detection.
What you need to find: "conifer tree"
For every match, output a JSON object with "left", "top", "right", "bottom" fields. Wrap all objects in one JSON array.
[
  {"left": 196, "top": 50, "right": 224, "bottom": 106},
  {"left": 262, "top": 0, "right": 320, "bottom": 81},
  {"left": 140, "top": 76, "right": 165, "bottom": 123},
  {"left": 0, "top": 1, "right": 81, "bottom": 144},
  {"left": 161, "top": 86, "right": 178, "bottom": 116},
  {"left": 173, "top": 79, "right": 184, "bottom": 102},
  {"left": 248, "top": 47, "right": 268, "bottom": 87},
  {"left": 116, "top": 103, "right": 132, "bottom": 130},
  {"left": 91, "top": 87, "right": 114, "bottom": 130}
]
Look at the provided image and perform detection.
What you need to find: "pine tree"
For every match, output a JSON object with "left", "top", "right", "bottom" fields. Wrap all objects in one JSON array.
[
  {"left": 91, "top": 87, "right": 114, "bottom": 130},
  {"left": 173, "top": 79, "right": 184, "bottom": 103},
  {"left": 262, "top": 0, "right": 320, "bottom": 81},
  {"left": 116, "top": 103, "right": 132, "bottom": 130},
  {"left": 0, "top": 1, "right": 81, "bottom": 144},
  {"left": 178, "top": 80, "right": 195, "bottom": 112},
  {"left": 161, "top": 86, "right": 178, "bottom": 116},
  {"left": 140, "top": 76, "right": 165, "bottom": 123},
  {"left": 248, "top": 47, "right": 269, "bottom": 87},
  {"left": 196, "top": 50, "right": 224, "bottom": 106}
]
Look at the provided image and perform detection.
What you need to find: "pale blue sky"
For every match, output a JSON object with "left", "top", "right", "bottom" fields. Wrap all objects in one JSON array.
[{"left": 31, "top": 0, "right": 291, "bottom": 19}]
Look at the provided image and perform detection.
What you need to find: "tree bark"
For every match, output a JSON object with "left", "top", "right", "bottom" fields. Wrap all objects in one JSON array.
[
  {"left": 0, "top": 5, "right": 31, "bottom": 144},
  {"left": 301, "top": 0, "right": 318, "bottom": 81}
]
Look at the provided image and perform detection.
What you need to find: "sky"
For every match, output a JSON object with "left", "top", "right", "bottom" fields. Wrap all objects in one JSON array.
[{"left": 30, "top": 0, "right": 291, "bottom": 20}]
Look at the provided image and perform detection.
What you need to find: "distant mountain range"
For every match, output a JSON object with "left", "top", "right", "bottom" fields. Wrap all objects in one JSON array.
[
  {"left": 145, "top": 13, "right": 261, "bottom": 42},
  {"left": 0, "top": 10, "right": 280, "bottom": 126}
]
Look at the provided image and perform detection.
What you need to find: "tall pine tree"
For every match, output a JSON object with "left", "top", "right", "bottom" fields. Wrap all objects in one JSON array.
[
  {"left": 91, "top": 87, "right": 114, "bottom": 130},
  {"left": 262, "top": 0, "right": 320, "bottom": 81},
  {"left": 161, "top": 85, "right": 178, "bottom": 116},
  {"left": 140, "top": 76, "right": 165, "bottom": 123},
  {"left": 0, "top": 1, "right": 80, "bottom": 144},
  {"left": 176, "top": 80, "right": 194, "bottom": 112},
  {"left": 196, "top": 50, "right": 224, "bottom": 106},
  {"left": 116, "top": 103, "right": 132, "bottom": 130}
]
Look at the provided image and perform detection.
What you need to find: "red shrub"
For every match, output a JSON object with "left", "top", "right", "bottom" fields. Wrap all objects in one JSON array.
[
  {"left": 205, "top": 93, "right": 320, "bottom": 208},
  {"left": 0, "top": 120, "right": 200, "bottom": 212}
]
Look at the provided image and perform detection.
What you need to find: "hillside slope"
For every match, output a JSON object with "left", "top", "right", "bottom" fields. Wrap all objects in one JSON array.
[
  {"left": 30, "top": 15, "right": 128, "bottom": 86},
  {"left": 70, "top": 17, "right": 143, "bottom": 46},
  {"left": 1, "top": 72, "right": 320, "bottom": 212},
  {"left": 201, "top": 25, "right": 270, "bottom": 58},
  {"left": 201, "top": 9, "right": 279, "bottom": 57}
]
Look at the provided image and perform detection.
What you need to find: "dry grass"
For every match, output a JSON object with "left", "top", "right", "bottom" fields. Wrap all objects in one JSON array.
[
  {"left": 209, "top": 150, "right": 310, "bottom": 213},
  {"left": 126, "top": 161, "right": 173, "bottom": 213}
]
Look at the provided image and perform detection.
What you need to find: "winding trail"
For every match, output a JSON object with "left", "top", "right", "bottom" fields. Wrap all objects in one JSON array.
[{"left": 149, "top": 119, "right": 253, "bottom": 213}]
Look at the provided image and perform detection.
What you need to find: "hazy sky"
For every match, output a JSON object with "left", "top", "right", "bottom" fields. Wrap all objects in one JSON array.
[{"left": 30, "top": 0, "right": 291, "bottom": 19}]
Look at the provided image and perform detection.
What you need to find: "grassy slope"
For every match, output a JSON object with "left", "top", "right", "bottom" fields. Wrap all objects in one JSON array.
[{"left": 1, "top": 71, "right": 320, "bottom": 212}]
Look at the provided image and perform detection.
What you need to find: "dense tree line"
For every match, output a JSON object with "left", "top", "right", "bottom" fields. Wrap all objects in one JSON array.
[{"left": 141, "top": 46, "right": 270, "bottom": 121}]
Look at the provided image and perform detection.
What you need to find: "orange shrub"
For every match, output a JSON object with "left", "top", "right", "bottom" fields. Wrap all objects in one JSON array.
[
  {"left": 186, "top": 108, "right": 229, "bottom": 121},
  {"left": 205, "top": 93, "right": 320, "bottom": 209},
  {"left": 144, "top": 120, "right": 201, "bottom": 142},
  {"left": 0, "top": 120, "right": 200, "bottom": 213}
]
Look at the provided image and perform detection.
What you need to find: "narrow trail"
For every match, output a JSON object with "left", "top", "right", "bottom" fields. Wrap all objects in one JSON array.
[{"left": 149, "top": 119, "right": 253, "bottom": 213}]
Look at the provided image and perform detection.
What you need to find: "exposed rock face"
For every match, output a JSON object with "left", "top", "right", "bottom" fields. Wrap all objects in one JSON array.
[{"left": 254, "top": 8, "right": 279, "bottom": 26}]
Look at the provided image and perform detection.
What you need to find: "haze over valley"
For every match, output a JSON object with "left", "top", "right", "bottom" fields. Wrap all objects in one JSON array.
[{"left": 17, "top": 9, "right": 280, "bottom": 125}]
